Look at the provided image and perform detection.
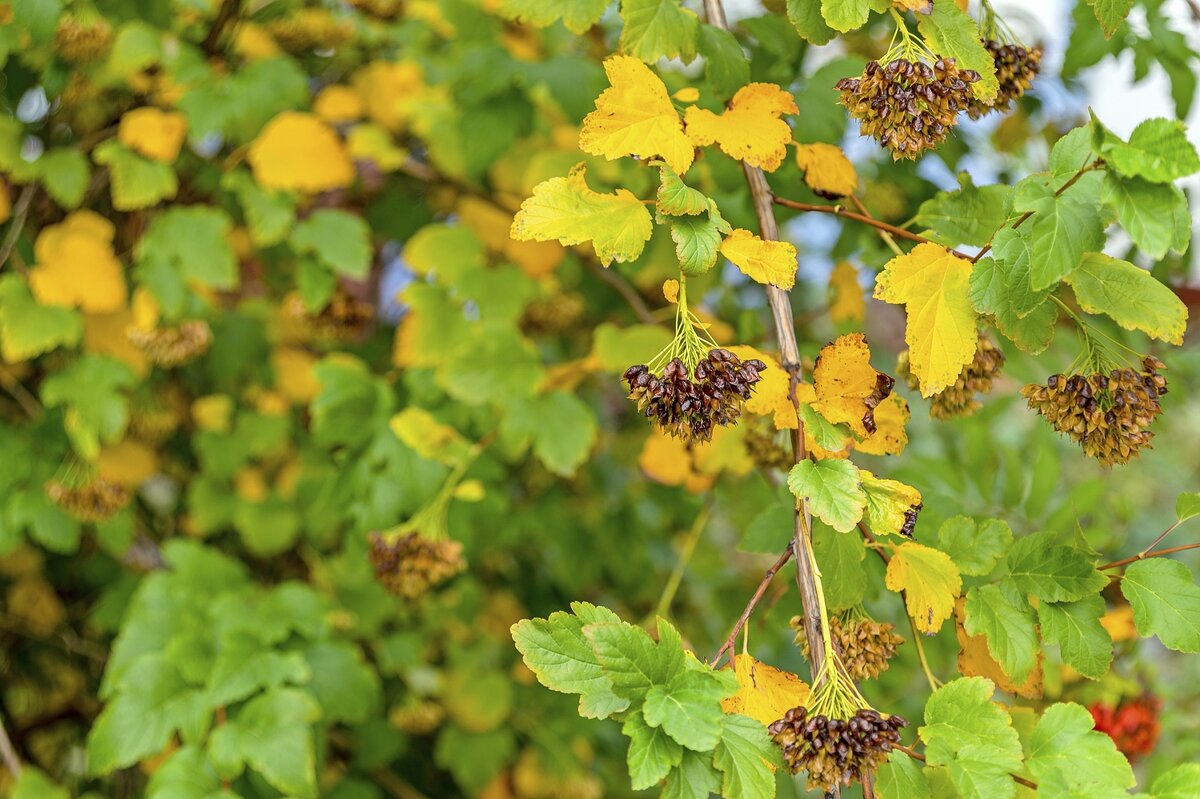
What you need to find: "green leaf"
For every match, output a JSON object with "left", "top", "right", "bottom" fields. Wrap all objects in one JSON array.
[
  {"left": 821, "top": 0, "right": 872, "bottom": 32},
  {"left": 1102, "top": 173, "right": 1187, "bottom": 260},
  {"left": 511, "top": 603, "right": 631, "bottom": 719},
  {"left": 969, "top": 256, "right": 1057, "bottom": 354},
  {"left": 12, "top": 768, "right": 69, "bottom": 799},
  {"left": 697, "top": 25, "right": 749, "bottom": 101},
  {"left": 1121, "top": 558, "right": 1200, "bottom": 653},
  {"left": 146, "top": 747, "right": 223, "bottom": 799},
  {"left": 222, "top": 170, "right": 295, "bottom": 247},
  {"left": 92, "top": 140, "right": 178, "bottom": 211},
  {"left": 1104, "top": 118, "right": 1200, "bottom": 183},
  {"left": 917, "top": 0, "right": 999, "bottom": 102},
  {"left": 208, "top": 688, "right": 320, "bottom": 798},
  {"left": 1005, "top": 532, "right": 1107, "bottom": 603},
  {"left": 787, "top": 458, "right": 866, "bottom": 533},
  {"left": 618, "top": 0, "right": 699, "bottom": 63},
  {"left": 8, "top": 491, "right": 82, "bottom": 554},
  {"left": 1064, "top": 253, "right": 1189, "bottom": 346},
  {"left": 920, "top": 677, "right": 1023, "bottom": 799},
  {"left": 656, "top": 162, "right": 710, "bottom": 216},
  {"left": 0, "top": 274, "right": 83, "bottom": 362},
  {"left": 713, "top": 714, "right": 777, "bottom": 799},
  {"left": 915, "top": 174, "right": 1012, "bottom": 248},
  {"left": 964, "top": 584, "right": 1039, "bottom": 682},
  {"left": 496, "top": 0, "right": 610, "bottom": 34},
  {"left": 438, "top": 327, "right": 544, "bottom": 406},
  {"left": 787, "top": 0, "right": 836, "bottom": 44},
  {"left": 584, "top": 619, "right": 681, "bottom": 701},
  {"left": 41, "top": 355, "right": 137, "bottom": 460},
  {"left": 105, "top": 21, "right": 162, "bottom": 75},
  {"left": 643, "top": 669, "right": 729, "bottom": 751},
  {"left": 590, "top": 322, "right": 673, "bottom": 372},
  {"left": 623, "top": 710, "right": 684, "bottom": 790},
  {"left": 662, "top": 749, "right": 722, "bottom": 799},
  {"left": 1037, "top": 595, "right": 1113, "bottom": 680},
  {"left": 530, "top": 391, "right": 598, "bottom": 476},
  {"left": 797, "top": 402, "right": 852, "bottom": 452},
  {"left": 1026, "top": 702, "right": 1135, "bottom": 792},
  {"left": 1086, "top": 0, "right": 1133, "bottom": 37},
  {"left": 434, "top": 726, "right": 516, "bottom": 794},
  {"left": 136, "top": 206, "right": 238, "bottom": 291},
  {"left": 739, "top": 502, "right": 792, "bottom": 555},
  {"left": 813, "top": 519, "right": 867, "bottom": 611},
  {"left": 670, "top": 212, "right": 727, "bottom": 276},
  {"left": 1150, "top": 764, "right": 1200, "bottom": 799},
  {"left": 1177, "top": 492, "right": 1200, "bottom": 523},
  {"left": 206, "top": 635, "right": 311, "bottom": 707},
  {"left": 311, "top": 355, "right": 394, "bottom": 450},
  {"left": 302, "top": 641, "right": 381, "bottom": 724},
  {"left": 877, "top": 750, "right": 931, "bottom": 799},
  {"left": 991, "top": 227, "right": 1049, "bottom": 318},
  {"left": 1011, "top": 182, "right": 1106, "bottom": 292},
  {"left": 291, "top": 210, "right": 373, "bottom": 279},
  {"left": 36, "top": 148, "right": 89, "bottom": 209},
  {"left": 937, "top": 516, "right": 1012, "bottom": 577}
]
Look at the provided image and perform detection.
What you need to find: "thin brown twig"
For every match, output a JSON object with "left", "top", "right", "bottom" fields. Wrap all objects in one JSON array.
[
  {"left": 372, "top": 769, "right": 432, "bottom": 799},
  {"left": 0, "top": 711, "right": 21, "bottom": 780},
  {"left": 709, "top": 544, "right": 795, "bottom": 667},
  {"left": 895, "top": 744, "right": 1038, "bottom": 790},
  {"left": 847, "top": 194, "right": 905, "bottom": 257},
  {"left": 584, "top": 260, "right": 658, "bottom": 325},
  {"left": 971, "top": 159, "right": 1104, "bottom": 263},
  {"left": 1099, "top": 541, "right": 1200, "bottom": 572},
  {"left": 202, "top": 0, "right": 244, "bottom": 53},
  {"left": 0, "top": 184, "right": 36, "bottom": 269},
  {"left": 0, "top": 365, "right": 41, "bottom": 419},
  {"left": 774, "top": 196, "right": 971, "bottom": 260}
]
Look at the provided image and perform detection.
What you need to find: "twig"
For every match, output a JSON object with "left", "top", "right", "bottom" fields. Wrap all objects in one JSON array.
[
  {"left": 372, "top": 769, "right": 432, "bottom": 799},
  {"left": 894, "top": 744, "right": 1038, "bottom": 790},
  {"left": 654, "top": 503, "right": 712, "bottom": 619},
  {"left": 202, "top": 0, "right": 243, "bottom": 53},
  {"left": 1100, "top": 541, "right": 1200, "bottom": 571},
  {"left": 848, "top": 195, "right": 905, "bottom": 258},
  {"left": 584, "top": 260, "right": 658, "bottom": 325},
  {"left": 709, "top": 543, "right": 795, "bottom": 667},
  {"left": 0, "top": 711, "right": 21, "bottom": 780},
  {"left": 774, "top": 195, "right": 970, "bottom": 259},
  {"left": 972, "top": 159, "right": 1104, "bottom": 263},
  {"left": 0, "top": 365, "right": 41, "bottom": 419},
  {"left": 0, "top": 184, "right": 36, "bottom": 270}
]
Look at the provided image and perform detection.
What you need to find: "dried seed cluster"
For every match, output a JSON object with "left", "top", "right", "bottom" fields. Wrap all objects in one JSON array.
[
  {"left": 127, "top": 321, "right": 213, "bottom": 368},
  {"left": 283, "top": 291, "right": 375, "bottom": 342},
  {"left": 390, "top": 700, "right": 445, "bottom": 734},
  {"left": 368, "top": 531, "right": 465, "bottom": 599},
  {"left": 1021, "top": 357, "right": 1167, "bottom": 465},
  {"left": 769, "top": 706, "right": 907, "bottom": 792},
  {"left": 45, "top": 477, "right": 130, "bottom": 522},
  {"left": 1089, "top": 696, "right": 1161, "bottom": 760},
  {"left": 794, "top": 616, "right": 904, "bottom": 681},
  {"left": 966, "top": 41, "right": 1042, "bottom": 119},
  {"left": 744, "top": 422, "right": 794, "bottom": 472},
  {"left": 624, "top": 349, "right": 766, "bottom": 443},
  {"left": 54, "top": 16, "right": 113, "bottom": 63},
  {"left": 836, "top": 58, "right": 980, "bottom": 159},
  {"left": 519, "top": 292, "right": 585, "bottom": 336},
  {"left": 900, "top": 335, "right": 1006, "bottom": 419},
  {"left": 266, "top": 10, "right": 354, "bottom": 52}
]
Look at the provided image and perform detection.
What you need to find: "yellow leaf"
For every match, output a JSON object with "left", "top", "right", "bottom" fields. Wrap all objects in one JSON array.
[
  {"left": 232, "top": 22, "right": 281, "bottom": 61},
  {"left": 510, "top": 162, "right": 653, "bottom": 267},
  {"left": 720, "top": 229, "right": 796, "bottom": 289},
  {"left": 828, "top": 260, "right": 865, "bottom": 325},
  {"left": 859, "top": 469, "right": 921, "bottom": 537},
  {"left": 720, "top": 654, "right": 810, "bottom": 726},
  {"left": 0, "top": 181, "right": 10, "bottom": 224},
  {"left": 794, "top": 143, "right": 858, "bottom": 199},
  {"left": 579, "top": 55, "right": 695, "bottom": 176},
  {"left": 673, "top": 87, "right": 700, "bottom": 103},
  {"left": 955, "top": 598, "right": 1043, "bottom": 699},
  {"left": 684, "top": 83, "right": 797, "bottom": 171},
  {"left": 390, "top": 407, "right": 468, "bottom": 463},
  {"left": 347, "top": 123, "right": 409, "bottom": 170},
  {"left": 808, "top": 333, "right": 892, "bottom": 437},
  {"left": 638, "top": 428, "right": 693, "bottom": 486},
  {"left": 235, "top": 466, "right": 269, "bottom": 503},
  {"left": 663, "top": 279, "right": 679, "bottom": 304},
  {"left": 353, "top": 61, "right": 425, "bottom": 131},
  {"left": 271, "top": 346, "right": 320, "bottom": 404},
  {"left": 893, "top": 0, "right": 934, "bottom": 11},
  {"left": 97, "top": 439, "right": 158, "bottom": 486},
  {"left": 28, "top": 211, "right": 126, "bottom": 313},
  {"left": 192, "top": 394, "right": 234, "bottom": 434},
  {"left": 727, "top": 346, "right": 788, "bottom": 419},
  {"left": 873, "top": 242, "right": 977, "bottom": 397},
  {"left": 853, "top": 393, "right": 909, "bottom": 456},
  {"left": 314, "top": 84, "right": 363, "bottom": 123},
  {"left": 84, "top": 310, "right": 149, "bottom": 377},
  {"left": 131, "top": 286, "right": 160, "bottom": 332},
  {"left": 454, "top": 479, "right": 486, "bottom": 502},
  {"left": 117, "top": 107, "right": 188, "bottom": 163},
  {"left": 693, "top": 423, "right": 753, "bottom": 477},
  {"left": 6, "top": 577, "right": 65, "bottom": 637},
  {"left": 885, "top": 541, "right": 962, "bottom": 634},
  {"left": 247, "top": 111, "right": 354, "bottom": 193},
  {"left": 1100, "top": 604, "right": 1137, "bottom": 642}
]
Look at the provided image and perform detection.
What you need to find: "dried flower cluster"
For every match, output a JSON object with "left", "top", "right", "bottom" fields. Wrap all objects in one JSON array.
[
  {"left": 900, "top": 335, "right": 1006, "bottom": 419},
  {"left": 283, "top": 291, "right": 375, "bottom": 342},
  {"left": 390, "top": 700, "right": 445, "bottom": 734},
  {"left": 967, "top": 41, "right": 1042, "bottom": 119},
  {"left": 1021, "top": 357, "right": 1167, "bottom": 465},
  {"left": 744, "top": 422, "right": 795, "bottom": 471},
  {"left": 54, "top": 16, "right": 113, "bottom": 63},
  {"left": 769, "top": 706, "right": 907, "bottom": 792},
  {"left": 794, "top": 615, "right": 904, "bottom": 681},
  {"left": 45, "top": 477, "right": 130, "bottom": 522},
  {"left": 624, "top": 349, "right": 766, "bottom": 443},
  {"left": 127, "top": 321, "right": 213, "bottom": 367},
  {"left": 519, "top": 292, "right": 585, "bottom": 336},
  {"left": 368, "top": 531, "right": 466, "bottom": 599},
  {"left": 1090, "top": 696, "right": 1161, "bottom": 760},
  {"left": 836, "top": 58, "right": 980, "bottom": 159}
]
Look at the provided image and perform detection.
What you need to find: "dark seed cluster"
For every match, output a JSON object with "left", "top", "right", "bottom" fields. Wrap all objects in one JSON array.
[
  {"left": 45, "top": 477, "right": 130, "bottom": 522},
  {"left": 900, "top": 503, "right": 922, "bottom": 538},
  {"left": 519, "top": 292, "right": 585, "bottom": 336},
  {"left": 769, "top": 706, "right": 907, "bottom": 792},
  {"left": 900, "top": 335, "right": 1006, "bottom": 419},
  {"left": 623, "top": 349, "right": 766, "bottom": 443},
  {"left": 1021, "top": 357, "right": 1167, "bottom": 465},
  {"left": 836, "top": 57, "right": 979, "bottom": 159},
  {"left": 284, "top": 291, "right": 375, "bottom": 342},
  {"left": 390, "top": 700, "right": 445, "bottom": 734},
  {"left": 744, "top": 422, "right": 794, "bottom": 472},
  {"left": 794, "top": 616, "right": 904, "bottom": 681},
  {"left": 127, "top": 321, "right": 213, "bottom": 368},
  {"left": 966, "top": 41, "right": 1042, "bottom": 119},
  {"left": 368, "top": 531, "right": 466, "bottom": 599},
  {"left": 861, "top": 372, "right": 896, "bottom": 434},
  {"left": 54, "top": 16, "right": 113, "bottom": 63}
]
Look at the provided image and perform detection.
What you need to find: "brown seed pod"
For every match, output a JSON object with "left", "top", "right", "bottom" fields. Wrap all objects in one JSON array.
[
  {"left": 769, "top": 705, "right": 908, "bottom": 792},
  {"left": 794, "top": 615, "right": 904, "bottom": 681},
  {"left": 127, "top": 320, "right": 213, "bottom": 368},
  {"left": 900, "top": 334, "right": 1006, "bottom": 419},
  {"left": 966, "top": 40, "right": 1042, "bottom": 119},
  {"left": 368, "top": 531, "right": 466, "bottom": 599},
  {"left": 282, "top": 290, "right": 375, "bottom": 343},
  {"left": 45, "top": 476, "right": 131, "bottom": 523},
  {"left": 54, "top": 15, "right": 113, "bottom": 63}
]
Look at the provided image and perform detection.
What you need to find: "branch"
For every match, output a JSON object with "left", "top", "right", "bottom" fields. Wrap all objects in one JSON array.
[
  {"left": 202, "top": 0, "right": 243, "bottom": 53},
  {"left": 774, "top": 196, "right": 971, "bottom": 260},
  {"left": 0, "top": 184, "right": 36, "bottom": 270},
  {"left": 894, "top": 745, "right": 1038, "bottom": 790},
  {"left": 584, "top": 260, "right": 658, "bottom": 325},
  {"left": 709, "top": 544, "right": 795, "bottom": 667},
  {"left": 1099, "top": 541, "right": 1200, "bottom": 572},
  {"left": 0, "top": 712, "right": 21, "bottom": 781},
  {"left": 972, "top": 159, "right": 1104, "bottom": 263}
]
